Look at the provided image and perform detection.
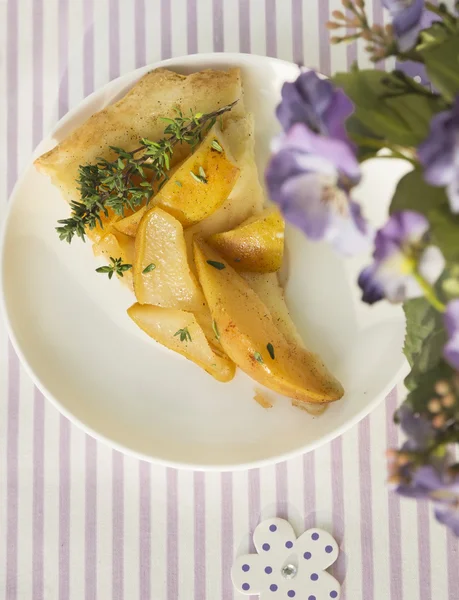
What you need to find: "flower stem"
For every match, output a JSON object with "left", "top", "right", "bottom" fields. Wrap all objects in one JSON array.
[{"left": 413, "top": 271, "right": 446, "bottom": 312}]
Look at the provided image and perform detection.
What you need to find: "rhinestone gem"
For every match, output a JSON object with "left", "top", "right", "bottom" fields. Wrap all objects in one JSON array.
[{"left": 281, "top": 564, "right": 297, "bottom": 579}]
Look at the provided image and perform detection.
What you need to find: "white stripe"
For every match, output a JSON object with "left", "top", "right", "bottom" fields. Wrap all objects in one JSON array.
[
  {"left": 96, "top": 440, "right": 113, "bottom": 599},
  {"left": 369, "top": 403, "right": 392, "bottom": 600},
  {"left": 400, "top": 497, "right": 421, "bottom": 599},
  {"left": 42, "top": 403, "right": 60, "bottom": 598},
  {"left": 17, "top": 0, "right": 33, "bottom": 163},
  {"left": 42, "top": 0, "right": 60, "bottom": 133},
  {"left": 287, "top": 455, "right": 306, "bottom": 536},
  {"left": 119, "top": 0, "right": 136, "bottom": 75},
  {"left": 223, "top": 0, "right": 240, "bottom": 53},
  {"left": 205, "top": 472, "right": 222, "bottom": 600},
  {"left": 341, "top": 430, "right": 363, "bottom": 597},
  {"left": 178, "top": 469, "right": 194, "bottom": 598},
  {"left": 68, "top": 0, "right": 85, "bottom": 110},
  {"left": 302, "top": 0, "right": 320, "bottom": 71},
  {"left": 260, "top": 464, "right": 278, "bottom": 521},
  {"left": 93, "top": 0, "right": 110, "bottom": 90},
  {"left": 16, "top": 367, "right": 34, "bottom": 600},
  {"left": 249, "top": 0, "right": 266, "bottom": 56},
  {"left": 171, "top": 0, "right": 189, "bottom": 58},
  {"left": 197, "top": 0, "right": 214, "bottom": 53},
  {"left": 145, "top": 0, "right": 162, "bottom": 63},
  {"left": 275, "top": 0, "right": 292, "bottom": 62},
  {"left": 313, "top": 443, "right": 333, "bottom": 532},
  {"left": 328, "top": 0, "right": 348, "bottom": 74},
  {"left": 69, "top": 424, "right": 86, "bottom": 600},
  {"left": 124, "top": 454, "right": 140, "bottom": 600},
  {"left": 150, "top": 466, "right": 167, "bottom": 600},
  {"left": 429, "top": 509, "right": 448, "bottom": 600}
]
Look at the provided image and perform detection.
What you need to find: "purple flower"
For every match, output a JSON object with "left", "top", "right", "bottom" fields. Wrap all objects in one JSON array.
[
  {"left": 382, "top": 0, "right": 427, "bottom": 52},
  {"left": 397, "top": 404, "right": 436, "bottom": 450},
  {"left": 418, "top": 96, "right": 459, "bottom": 213},
  {"left": 358, "top": 211, "right": 445, "bottom": 304},
  {"left": 276, "top": 71, "right": 354, "bottom": 144},
  {"left": 266, "top": 124, "right": 370, "bottom": 255},
  {"left": 444, "top": 300, "right": 459, "bottom": 369}
]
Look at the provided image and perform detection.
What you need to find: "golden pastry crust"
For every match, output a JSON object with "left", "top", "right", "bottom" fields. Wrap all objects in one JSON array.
[{"left": 34, "top": 67, "right": 244, "bottom": 202}]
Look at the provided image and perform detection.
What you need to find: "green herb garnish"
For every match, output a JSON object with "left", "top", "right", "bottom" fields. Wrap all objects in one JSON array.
[
  {"left": 56, "top": 101, "right": 237, "bottom": 243},
  {"left": 96, "top": 256, "right": 132, "bottom": 279},
  {"left": 174, "top": 327, "right": 192, "bottom": 342},
  {"left": 254, "top": 352, "right": 264, "bottom": 364},
  {"left": 212, "top": 320, "right": 220, "bottom": 341},
  {"left": 206, "top": 260, "right": 226, "bottom": 270},
  {"left": 211, "top": 139, "right": 223, "bottom": 153},
  {"left": 267, "top": 343, "right": 275, "bottom": 359},
  {"left": 175, "top": 180, "right": 182, "bottom": 187},
  {"left": 190, "top": 169, "right": 207, "bottom": 184},
  {"left": 142, "top": 263, "right": 156, "bottom": 274}
]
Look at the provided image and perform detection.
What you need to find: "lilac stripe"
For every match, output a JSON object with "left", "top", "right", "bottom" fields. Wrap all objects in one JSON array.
[
  {"left": 248, "top": 469, "right": 261, "bottom": 554},
  {"left": 83, "top": 0, "right": 95, "bottom": 98},
  {"left": 417, "top": 501, "right": 431, "bottom": 600},
  {"left": 265, "top": 0, "right": 277, "bottom": 58},
  {"left": 161, "top": 0, "right": 172, "bottom": 60},
  {"left": 239, "top": 0, "right": 251, "bottom": 53},
  {"left": 358, "top": 418, "right": 374, "bottom": 600},
  {"left": 330, "top": 438, "right": 345, "bottom": 591},
  {"left": 58, "top": 416, "right": 71, "bottom": 600},
  {"left": 109, "top": 0, "right": 120, "bottom": 81},
  {"left": 6, "top": 0, "right": 18, "bottom": 195},
  {"left": 139, "top": 461, "right": 151, "bottom": 600},
  {"left": 85, "top": 436, "right": 97, "bottom": 600},
  {"left": 6, "top": 344, "right": 20, "bottom": 600},
  {"left": 112, "top": 451, "right": 124, "bottom": 600},
  {"left": 213, "top": 0, "right": 224, "bottom": 52},
  {"left": 58, "top": 0, "right": 69, "bottom": 119},
  {"left": 5, "top": 5, "right": 19, "bottom": 600},
  {"left": 221, "top": 473, "right": 233, "bottom": 600},
  {"left": 187, "top": 0, "right": 198, "bottom": 55},
  {"left": 194, "top": 472, "right": 206, "bottom": 600},
  {"left": 386, "top": 389, "right": 403, "bottom": 600},
  {"left": 135, "top": 0, "right": 147, "bottom": 69},
  {"left": 32, "top": 0, "right": 43, "bottom": 149},
  {"left": 291, "top": 0, "right": 303, "bottom": 65},
  {"left": 275, "top": 462, "right": 288, "bottom": 520},
  {"left": 318, "top": 0, "right": 331, "bottom": 75},
  {"left": 447, "top": 529, "right": 459, "bottom": 599},
  {"left": 167, "top": 469, "right": 178, "bottom": 600},
  {"left": 303, "top": 452, "right": 316, "bottom": 530},
  {"left": 32, "top": 390, "right": 45, "bottom": 600}
]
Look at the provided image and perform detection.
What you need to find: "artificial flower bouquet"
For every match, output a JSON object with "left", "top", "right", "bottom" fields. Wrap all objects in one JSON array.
[{"left": 265, "top": 0, "right": 459, "bottom": 535}]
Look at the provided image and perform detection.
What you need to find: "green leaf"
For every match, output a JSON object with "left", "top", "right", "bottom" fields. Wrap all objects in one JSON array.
[
  {"left": 142, "top": 263, "right": 156, "bottom": 274},
  {"left": 333, "top": 69, "right": 444, "bottom": 147},
  {"left": 206, "top": 260, "right": 225, "bottom": 270},
  {"left": 267, "top": 343, "right": 275, "bottom": 360},
  {"left": 403, "top": 297, "right": 447, "bottom": 391},
  {"left": 390, "top": 169, "right": 459, "bottom": 262},
  {"left": 419, "top": 32, "right": 459, "bottom": 102},
  {"left": 254, "top": 352, "right": 264, "bottom": 364}
]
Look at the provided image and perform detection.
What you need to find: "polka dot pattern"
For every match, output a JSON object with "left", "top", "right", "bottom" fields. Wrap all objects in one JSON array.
[{"left": 231, "top": 521, "right": 341, "bottom": 599}]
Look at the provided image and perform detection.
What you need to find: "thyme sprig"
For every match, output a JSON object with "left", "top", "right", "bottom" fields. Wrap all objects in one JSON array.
[
  {"left": 56, "top": 101, "right": 237, "bottom": 243},
  {"left": 95, "top": 256, "right": 132, "bottom": 279}
]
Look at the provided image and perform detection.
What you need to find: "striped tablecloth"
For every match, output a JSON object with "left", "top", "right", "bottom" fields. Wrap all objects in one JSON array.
[{"left": 1, "top": 1, "right": 458, "bottom": 599}]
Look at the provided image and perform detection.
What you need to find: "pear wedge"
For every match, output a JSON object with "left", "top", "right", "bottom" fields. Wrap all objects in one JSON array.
[
  {"left": 193, "top": 239, "right": 344, "bottom": 404},
  {"left": 134, "top": 207, "right": 206, "bottom": 312},
  {"left": 208, "top": 207, "right": 284, "bottom": 272},
  {"left": 128, "top": 303, "right": 235, "bottom": 382}
]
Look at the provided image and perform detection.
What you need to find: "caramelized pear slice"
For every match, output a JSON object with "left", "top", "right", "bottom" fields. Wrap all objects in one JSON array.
[
  {"left": 134, "top": 207, "right": 206, "bottom": 311},
  {"left": 128, "top": 303, "right": 235, "bottom": 382},
  {"left": 208, "top": 207, "right": 284, "bottom": 272},
  {"left": 193, "top": 239, "right": 344, "bottom": 405}
]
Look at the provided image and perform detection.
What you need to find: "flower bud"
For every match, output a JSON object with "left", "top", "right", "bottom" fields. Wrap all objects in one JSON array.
[
  {"left": 432, "top": 414, "right": 445, "bottom": 428},
  {"left": 435, "top": 380, "right": 450, "bottom": 396},
  {"left": 442, "top": 394, "right": 456, "bottom": 408},
  {"left": 332, "top": 10, "right": 346, "bottom": 20},
  {"left": 326, "top": 21, "right": 341, "bottom": 30},
  {"left": 428, "top": 398, "right": 442, "bottom": 413}
]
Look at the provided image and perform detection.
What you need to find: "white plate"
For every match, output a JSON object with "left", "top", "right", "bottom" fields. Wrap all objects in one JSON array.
[{"left": 1, "top": 53, "right": 409, "bottom": 470}]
